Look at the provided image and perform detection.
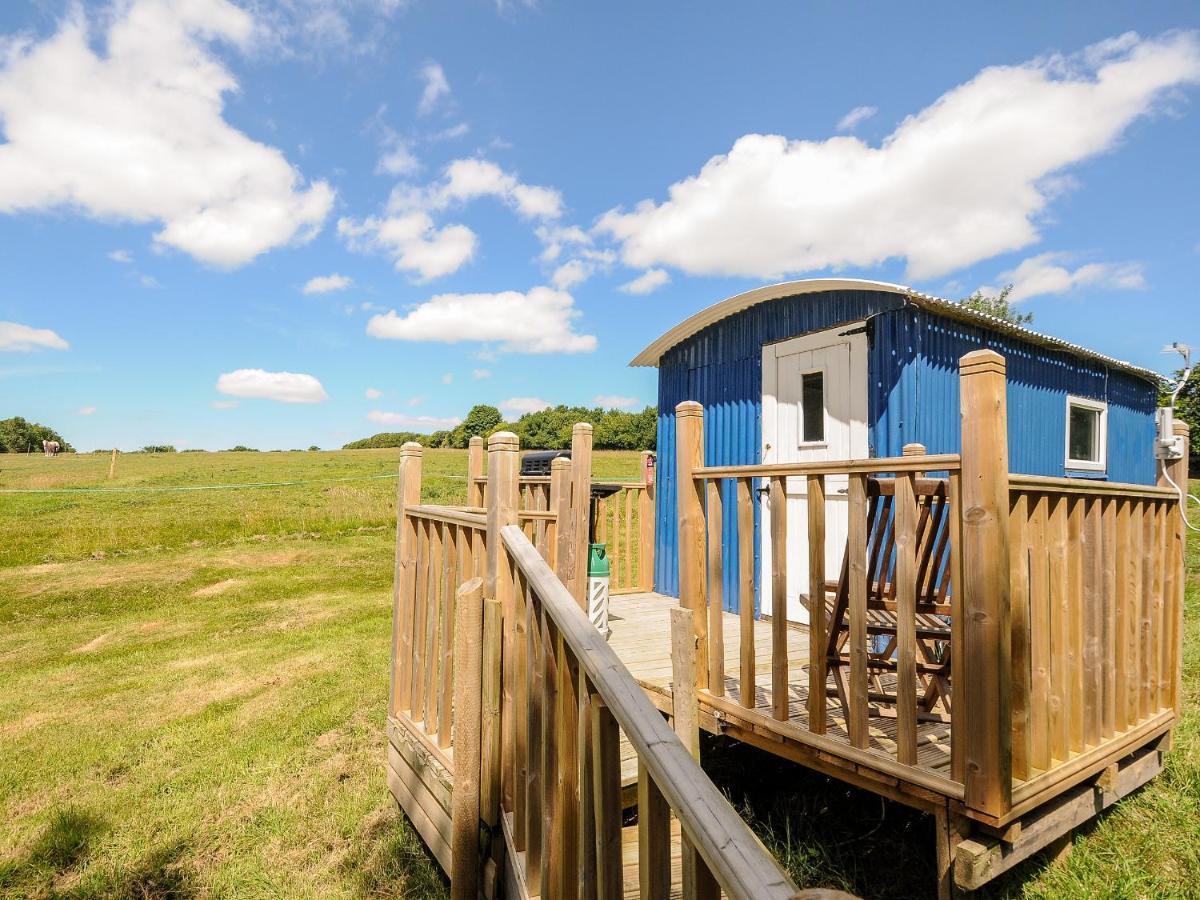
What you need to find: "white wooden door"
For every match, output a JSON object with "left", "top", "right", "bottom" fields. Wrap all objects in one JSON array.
[{"left": 761, "top": 325, "right": 868, "bottom": 623}]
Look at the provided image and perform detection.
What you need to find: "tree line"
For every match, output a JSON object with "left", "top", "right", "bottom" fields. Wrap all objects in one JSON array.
[
  {"left": 344, "top": 404, "right": 658, "bottom": 451},
  {"left": 0, "top": 417, "right": 73, "bottom": 453}
]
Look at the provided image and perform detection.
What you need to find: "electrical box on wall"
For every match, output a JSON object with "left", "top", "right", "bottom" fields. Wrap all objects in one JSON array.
[{"left": 1156, "top": 407, "right": 1186, "bottom": 460}]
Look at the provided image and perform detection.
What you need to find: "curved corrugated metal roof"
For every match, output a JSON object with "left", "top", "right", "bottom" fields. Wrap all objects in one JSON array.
[{"left": 628, "top": 277, "right": 1161, "bottom": 383}]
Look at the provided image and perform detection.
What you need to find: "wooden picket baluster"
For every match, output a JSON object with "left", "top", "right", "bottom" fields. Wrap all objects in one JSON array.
[
  {"left": 948, "top": 471, "right": 965, "bottom": 784},
  {"left": 540, "top": 609, "right": 560, "bottom": 895},
  {"left": 1067, "top": 497, "right": 1085, "bottom": 753},
  {"left": 556, "top": 641, "right": 581, "bottom": 900},
  {"left": 769, "top": 475, "right": 788, "bottom": 721},
  {"left": 1048, "top": 495, "right": 1070, "bottom": 762},
  {"left": 737, "top": 477, "right": 756, "bottom": 710},
  {"left": 590, "top": 699, "right": 623, "bottom": 900},
  {"left": 1008, "top": 493, "right": 1031, "bottom": 781},
  {"left": 411, "top": 518, "right": 435, "bottom": 722},
  {"left": 706, "top": 479, "right": 725, "bottom": 696},
  {"left": 437, "top": 524, "right": 457, "bottom": 747},
  {"left": 524, "top": 580, "right": 544, "bottom": 890},
  {"left": 624, "top": 487, "right": 634, "bottom": 590},
  {"left": 1102, "top": 498, "right": 1118, "bottom": 738},
  {"left": 1029, "top": 494, "right": 1051, "bottom": 773},
  {"left": 894, "top": 470, "right": 918, "bottom": 766},
  {"left": 847, "top": 472, "right": 869, "bottom": 748},
  {"left": 807, "top": 474, "right": 827, "bottom": 733},
  {"left": 638, "top": 763, "right": 670, "bottom": 900},
  {"left": 449, "top": 576, "right": 484, "bottom": 900}
]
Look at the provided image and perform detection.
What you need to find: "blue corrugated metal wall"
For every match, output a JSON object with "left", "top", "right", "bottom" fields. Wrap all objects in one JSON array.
[{"left": 653, "top": 292, "right": 1158, "bottom": 606}]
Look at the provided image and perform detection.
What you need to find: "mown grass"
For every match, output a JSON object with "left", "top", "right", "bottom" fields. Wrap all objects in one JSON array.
[{"left": 1, "top": 452, "right": 1196, "bottom": 898}]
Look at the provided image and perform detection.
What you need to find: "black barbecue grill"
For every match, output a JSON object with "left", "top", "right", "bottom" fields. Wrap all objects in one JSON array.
[{"left": 520, "top": 450, "right": 622, "bottom": 542}]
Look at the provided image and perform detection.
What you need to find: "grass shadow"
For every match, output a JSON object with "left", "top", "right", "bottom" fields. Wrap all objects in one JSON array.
[
  {"left": 339, "top": 807, "right": 447, "bottom": 899},
  {"left": 0, "top": 806, "right": 107, "bottom": 895}
]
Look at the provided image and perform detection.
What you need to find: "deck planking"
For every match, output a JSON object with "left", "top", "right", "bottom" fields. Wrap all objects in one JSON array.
[{"left": 609, "top": 591, "right": 953, "bottom": 788}]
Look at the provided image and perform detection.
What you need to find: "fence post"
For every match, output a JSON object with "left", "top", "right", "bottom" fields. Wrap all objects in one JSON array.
[
  {"left": 486, "top": 432, "right": 520, "bottom": 817},
  {"left": 958, "top": 350, "right": 1012, "bottom": 819},
  {"left": 640, "top": 450, "right": 657, "bottom": 591},
  {"left": 568, "top": 423, "right": 594, "bottom": 609},
  {"left": 551, "top": 456, "right": 572, "bottom": 581},
  {"left": 675, "top": 401, "right": 709, "bottom": 689},
  {"left": 468, "top": 435, "right": 485, "bottom": 507},
  {"left": 392, "top": 442, "right": 423, "bottom": 716},
  {"left": 1158, "top": 421, "right": 1189, "bottom": 714},
  {"left": 450, "top": 577, "right": 485, "bottom": 900}
]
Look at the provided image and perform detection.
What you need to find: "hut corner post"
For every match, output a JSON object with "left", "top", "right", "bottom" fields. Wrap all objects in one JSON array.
[
  {"left": 675, "top": 401, "right": 710, "bottom": 689},
  {"left": 958, "top": 350, "right": 1014, "bottom": 820}
]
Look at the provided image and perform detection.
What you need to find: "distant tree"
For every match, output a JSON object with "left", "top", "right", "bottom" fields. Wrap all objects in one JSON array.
[
  {"left": 455, "top": 404, "right": 503, "bottom": 447},
  {"left": 959, "top": 284, "right": 1032, "bottom": 326},
  {"left": 1159, "top": 367, "right": 1199, "bottom": 476},
  {"left": 343, "top": 431, "right": 427, "bottom": 450},
  {"left": 141, "top": 445, "right": 176, "bottom": 453},
  {"left": 228, "top": 445, "right": 259, "bottom": 452},
  {"left": 308, "top": 445, "right": 320, "bottom": 451},
  {"left": 0, "top": 416, "right": 73, "bottom": 453}
]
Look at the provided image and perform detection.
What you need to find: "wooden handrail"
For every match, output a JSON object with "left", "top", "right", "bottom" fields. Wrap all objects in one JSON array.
[
  {"left": 1009, "top": 473, "right": 1176, "bottom": 500},
  {"left": 408, "top": 504, "right": 487, "bottom": 529},
  {"left": 694, "top": 454, "right": 961, "bottom": 479},
  {"left": 500, "top": 524, "right": 801, "bottom": 899}
]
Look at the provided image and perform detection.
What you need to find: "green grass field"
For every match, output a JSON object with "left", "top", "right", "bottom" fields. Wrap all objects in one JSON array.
[{"left": 0, "top": 450, "right": 1197, "bottom": 898}]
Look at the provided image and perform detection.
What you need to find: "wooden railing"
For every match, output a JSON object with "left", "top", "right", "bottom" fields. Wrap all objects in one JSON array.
[
  {"left": 679, "top": 394, "right": 965, "bottom": 798},
  {"left": 594, "top": 465, "right": 656, "bottom": 594},
  {"left": 1006, "top": 473, "right": 1185, "bottom": 812},
  {"left": 673, "top": 349, "right": 1188, "bottom": 825},
  {"left": 499, "top": 523, "right": 802, "bottom": 899}
]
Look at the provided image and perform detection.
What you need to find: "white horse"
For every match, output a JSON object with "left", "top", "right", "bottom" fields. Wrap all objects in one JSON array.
[{"left": 42, "top": 440, "right": 60, "bottom": 457}]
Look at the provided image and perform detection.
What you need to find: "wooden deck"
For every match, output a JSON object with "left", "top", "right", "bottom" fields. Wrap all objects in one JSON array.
[{"left": 609, "top": 591, "right": 953, "bottom": 788}]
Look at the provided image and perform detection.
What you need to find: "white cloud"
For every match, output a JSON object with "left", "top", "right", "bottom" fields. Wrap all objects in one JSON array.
[
  {"left": 377, "top": 140, "right": 419, "bottom": 176},
  {"left": 441, "top": 372, "right": 454, "bottom": 384},
  {"left": 619, "top": 269, "right": 670, "bottom": 295},
  {"left": 536, "top": 224, "right": 590, "bottom": 263},
  {"left": 593, "top": 395, "right": 640, "bottom": 409},
  {"left": 430, "top": 122, "right": 469, "bottom": 141},
  {"left": 366, "top": 286, "right": 596, "bottom": 354},
  {"left": 417, "top": 61, "right": 451, "bottom": 116},
  {"left": 0, "top": 0, "right": 334, "bottom": 268},
  {"left": 139, "top": 275, "right": 162, "bottom": 288},
  {"left": 598, "top": 32, "right": 1200, "bottom": 281},
  {"left": 303, "top": 273, "right": 354, "bottom": 294},
  {"left": 211, "top": 399, "right": 239, "bottom": 409},
  {"left": 500, "top": 396, "right": 551, "bottom": 415},
  {"left": 430, "top": 158, "right": 562, "bottom": 219},
  {"left": 338, "top": 212, "right": 477, "bottom": 281},
  {"left": 983, "top": 252, "right": 1147, "bottom": 303},
  {"left": 108, "top": 249, "right": 133, "bottom": 264},
  {"left": 76, "top": 405, "right": 96, "bottom": 416},
  {"left": 552, "top": 260, "right": 588, "bottom": 290},
  {"left": 216, "top": 368, "right": 328, "bottom": 403},
  {"left": 365, "top": 387, "right": 382, "bottom": 399},
  {"left": 836, "top": 105, "right": 878, "bottom": 132},
  {"left": 407, "top": 395, "right": 424, "bottom": 406},
  {"left": 472, "top": 368, "right": 492, "bottom": 379},
  {"left": 0, "top": 321, "right": 69, "bottom": 352},
  {"left": 367, "top": 410, "right": 460, "bottom": 429}
]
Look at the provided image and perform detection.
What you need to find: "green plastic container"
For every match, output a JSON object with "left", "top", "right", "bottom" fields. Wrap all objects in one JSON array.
[{"left": 587, "top": 543, "right": 610, "bottom": 578}]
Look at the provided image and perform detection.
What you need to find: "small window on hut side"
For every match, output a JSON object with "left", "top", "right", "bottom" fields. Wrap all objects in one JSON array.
[
  {"left": 800, "top": 370, "right": 825, "bottom": 444},
  {"left": 1065, "top": 395, "right": 1107, "bottom": 472}
]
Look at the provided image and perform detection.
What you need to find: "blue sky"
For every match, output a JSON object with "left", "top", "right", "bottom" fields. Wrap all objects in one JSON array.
[{"left": 1, "top": 0, "right": 1198, "bottom": 451}]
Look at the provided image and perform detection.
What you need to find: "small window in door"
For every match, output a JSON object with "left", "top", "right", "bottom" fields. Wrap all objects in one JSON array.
[
  {"left": 1065, "top": 395, "right": 1107, "bottom": 471},
  {"left": 801, "top": 371, "right": 825, "bottom": 444}
]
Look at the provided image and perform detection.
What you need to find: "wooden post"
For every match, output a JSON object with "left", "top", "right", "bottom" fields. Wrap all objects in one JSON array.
[
  {"left": 1158, "top": 421, "right": 1189, "bottom": 713},
  {"left": 487, "top": 432, "right": 520, "bottom": 815},
  {"left": 639, "top": 451, "right": 657, "bottom": 591},
  {"left": 807, "top": 474, "right": 827, "bottom": 733},
  {"left": 468, "top": 435, "right": 485, "bottom": 507},
  {"left": 480, "top": 595, "right": 502, "bottom": 849},
  {"left": 107, "top": 448, "right": 118, "bottom": 480},
  {"left": 671, "top": 608, "right": 720, "bottom": 900},
  {"left": 450, "top": 577, "right": 485, "bottom": 900},
  {"left": 392, "top": 442, "right": 423, "bottom": 716},
  {"left": 569, "top": 423, "right": 594, "bottom": 608},
  {"left": 675, "top": 401, "right": 709, "bottom": 689},
  {"left": 958, "top": 350, "right": 1013, "bottom": 819},
  {"left": 552, "top": 456, "right": 572, "bottom": 581}
]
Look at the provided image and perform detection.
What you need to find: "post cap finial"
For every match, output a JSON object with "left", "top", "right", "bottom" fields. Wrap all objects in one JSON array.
[
  {"left": 1174, "top": 420, "right": 1191, "bottom": 436},
  {"left": 487, "top": 431, "right": 519, "bottom": 451},
  {"left": 551, "top": 455, "right": 571, "bottom": 470},
  {"left": 399, "top": 441, "right": 423, "bottom": 457},
  {"left": 468, "top": 435, "right": 484, "bottom": 447},
  {"left": 959, "top": 348, "right": 1006, "bottom": 376},
  {"left": 675, "top": 400, "right": 703, "bottom": 417},
  {"left": 571, "top": 421, "right": 593, "bottom": 435},
  {"left": 902, "top": 442, "right": 927, "bottom": 456}
]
